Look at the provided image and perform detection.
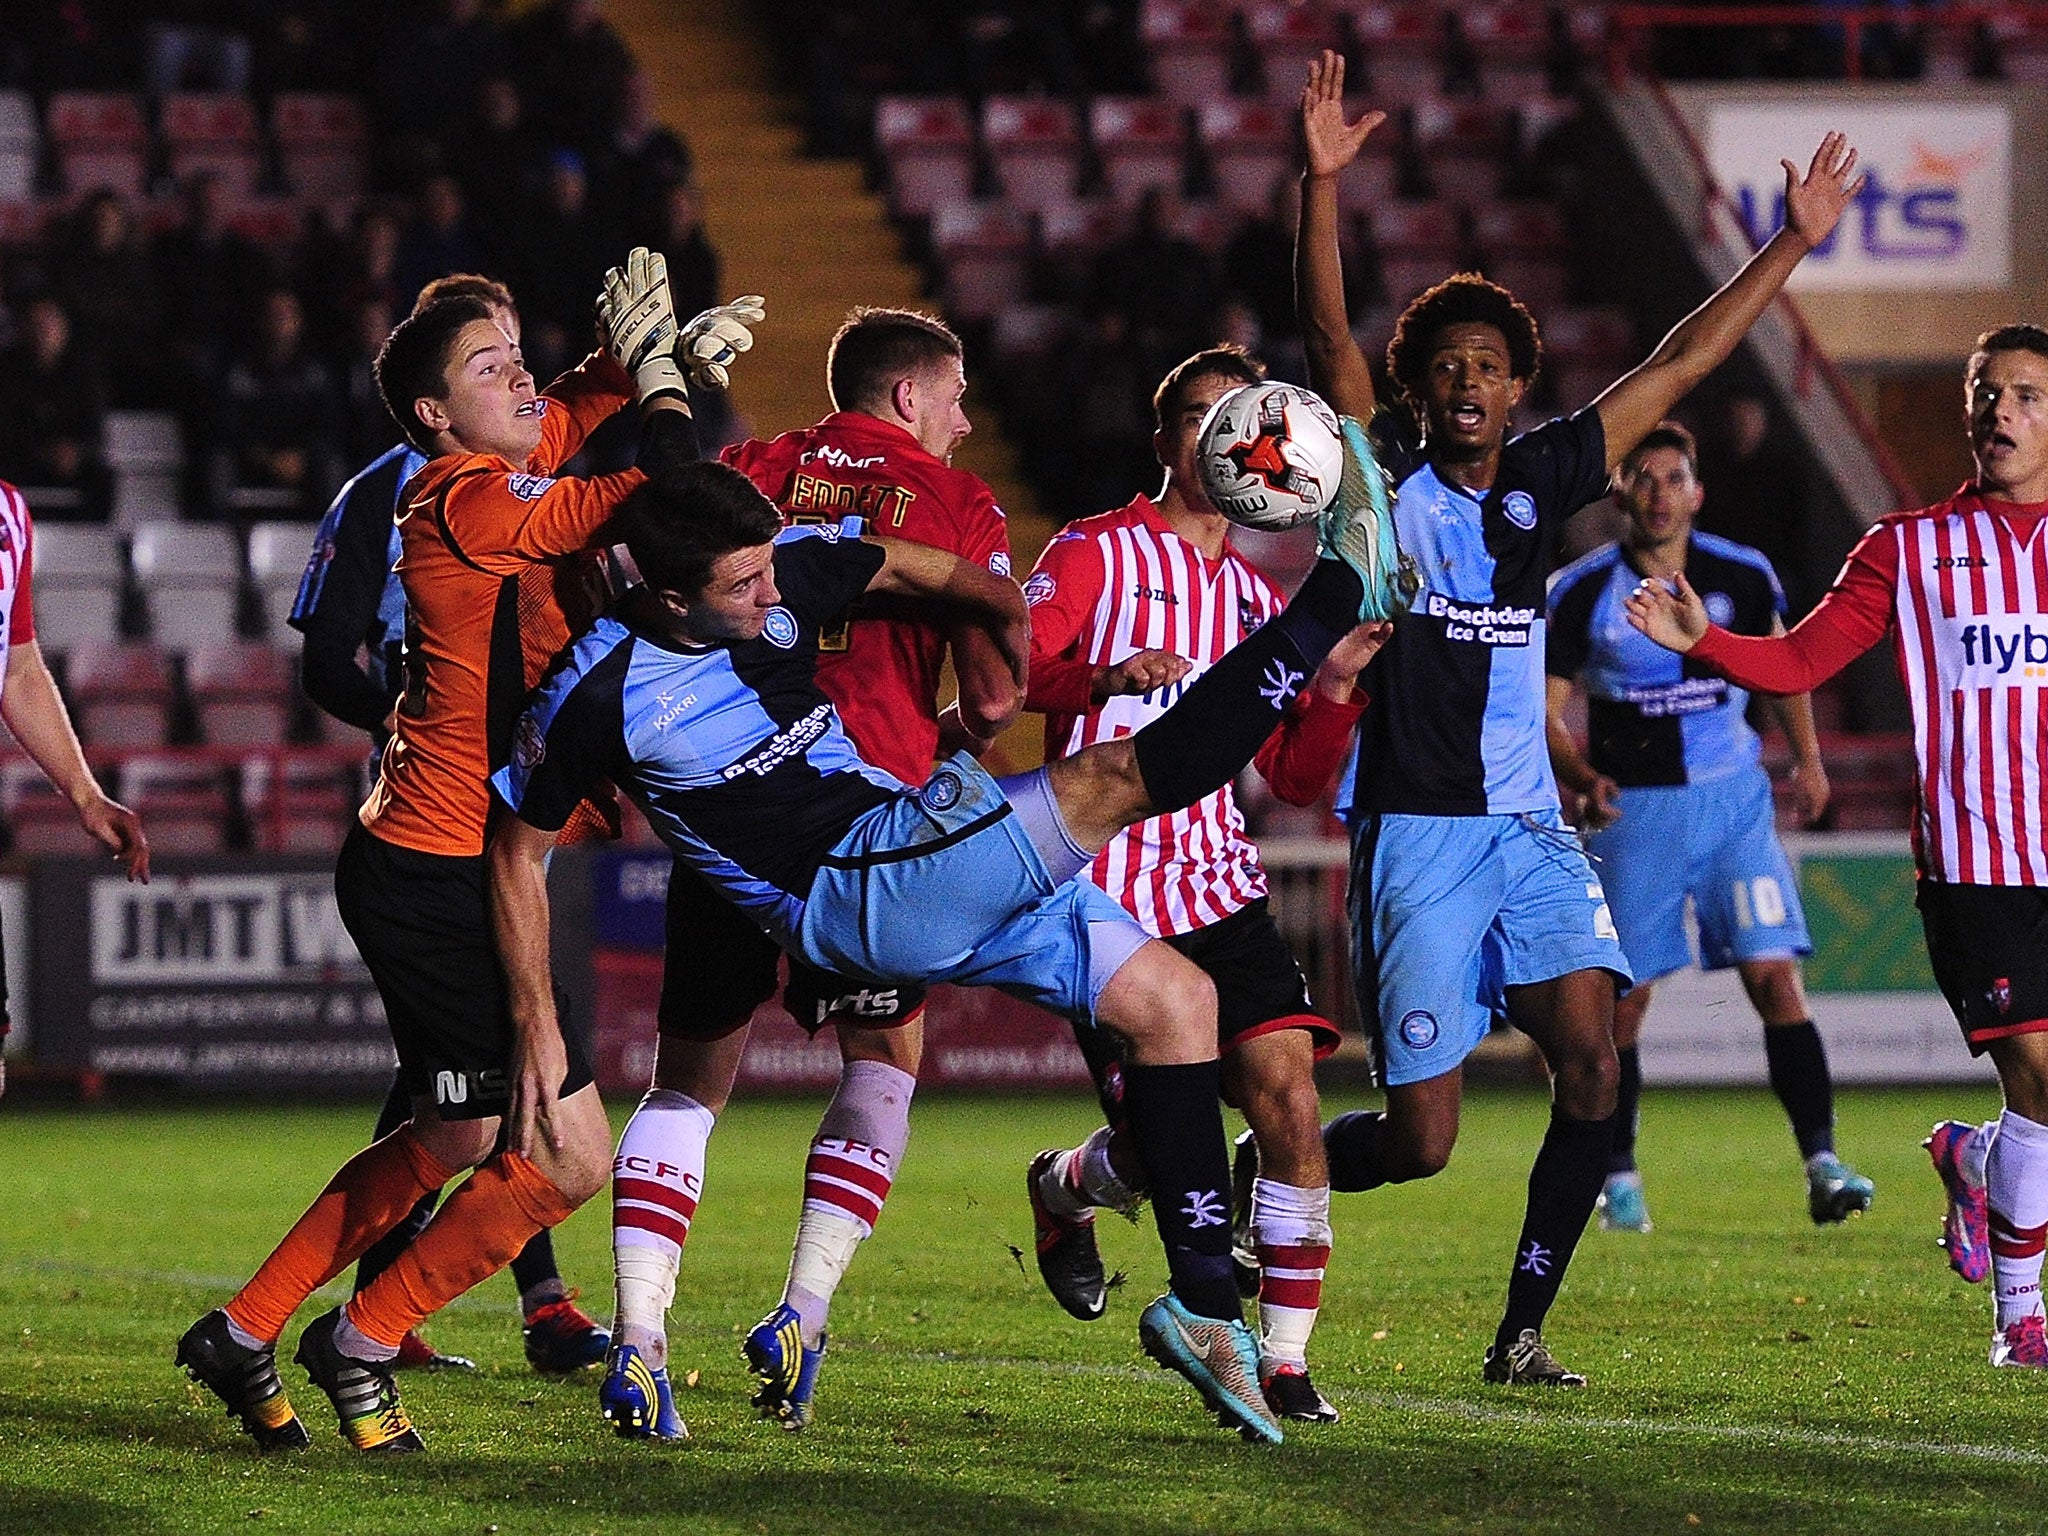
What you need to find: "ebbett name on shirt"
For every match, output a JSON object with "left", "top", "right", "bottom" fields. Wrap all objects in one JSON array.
[
  {"left": 1422, "top": 593, "right": 1538, "bottom": 646},
  {"left": 1950, "top": 614, "right": 2048, "bottom": 683}
]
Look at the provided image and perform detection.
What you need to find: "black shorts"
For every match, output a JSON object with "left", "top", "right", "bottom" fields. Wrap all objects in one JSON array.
[
  {"left": 655, "top": 863, "right": 926, "bottom": 1041},
  {"left": 1916, "top": 879, "right": 2048, "bottom": 1054},
  {"left": 1073, "top": 897, "right": 1335, "bottom": 1126},
  {"left": 335, "top": 824, "right": 594, "bottom": 1120}
]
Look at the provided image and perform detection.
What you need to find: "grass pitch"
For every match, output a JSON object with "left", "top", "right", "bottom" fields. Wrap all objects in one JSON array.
[{"left": 0, "top": 1085, "right": 2036, "bottom": 1535}]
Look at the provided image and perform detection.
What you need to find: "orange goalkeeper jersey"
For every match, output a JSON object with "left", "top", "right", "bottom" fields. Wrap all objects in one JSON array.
[{"left": 360, "top": 350, "right": 638, "bottom": 858}]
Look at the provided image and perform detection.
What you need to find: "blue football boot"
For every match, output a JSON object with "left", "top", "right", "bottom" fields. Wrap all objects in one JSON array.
[
  {"left": 597, "top": 1343, "right": 686, "bottom": 1441},
  {"left": 743, "top": 1304, "right": 826, "bottom": 1432}
]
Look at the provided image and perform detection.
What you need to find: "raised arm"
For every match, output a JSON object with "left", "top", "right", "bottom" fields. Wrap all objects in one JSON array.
[
  {"left": 1593, "top": 133, "right": 1863, "bottom": 469},
  {"left": 486, "top": 813, "right": 569, "bottom": 1158},
  {"left": 1295, "top": 50, "right": 1384, "bottom": 423}
]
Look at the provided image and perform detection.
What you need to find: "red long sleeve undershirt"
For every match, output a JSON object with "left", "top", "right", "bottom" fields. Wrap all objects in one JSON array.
[{"left": 1689, "top": 523, "right": 1897, "bottom": 693}]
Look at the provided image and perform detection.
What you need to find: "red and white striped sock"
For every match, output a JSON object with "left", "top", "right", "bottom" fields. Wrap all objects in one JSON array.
[
  {"left": 1251, "top": 1178, "right": 1332, "bottom": 1373},
  {"left": 784, "top": 1059, "right": 914, "bottom": 1347},
  {"left": 1988, "top": 1109, "right": 2048, "bottom": 1329},
  {"left": 611, "top": 1089, "right": 715, "bottom": 1369}
]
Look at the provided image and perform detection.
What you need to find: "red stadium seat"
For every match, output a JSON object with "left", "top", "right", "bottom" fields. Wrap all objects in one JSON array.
[
  {"left": 64, "top": 642, "right": 177, "bottom": 750},
  {"left": 1244, "top": 1, "right": 1335, "bottom": 103},
  {"left": 1140, "top": 0, "right": 1233, "bottom": 105},
  {"left": 0, "top": 90, "right": 38, "bottom": 203},
  {"left": 1370, "top": 199, "right": 1461, "bottom": 258},
  {"left": 1544, "top": 306, "right": 1635, "bottom": 365},
  {"left": 1195, "top": 99, "right": 1292, "bottom": 217},
  {"left": 1337, "top": 2, "right": 1440, "bottom": 104},
  {"left": 931, "top": 201, "right": 1032, "bottom": 320},
  {"left": 241, "top": 752, "right": 363, "bottom": 854},
  {"left": 1164, "top": 198, "right": 1236, "bottom": 255},
  {"left": 991, "top": 303, "right": 1077, "bottom": 363},
  {"left": 120, "top": 753, "right": 232, "bottom": 855},
  {"left": 1471, "top": 201, "right": 1568, "bottom": 259},
  {"left": 1089, "top": 97, "right": 1187, "bottom": 205},
  {"left": 187, "top": 643, "right": 295, "bottom": 747},
  {"left": 982, "top": 96, "right": 1080, "bottom": 214},
  {"left": 0, "top": 757, "right": 101, "bottom": 856},
  {"left": 47, "top": 92, "right": 148, "bottom": 199},
  {"left": 162, "top": 93, "right": 264, "bottom": 200},
  {"left": 874, "top": 95, "right": 975, "bottom": 219},
  {"left": 272, "top": 92, "right": 369, "bottom": 203}
]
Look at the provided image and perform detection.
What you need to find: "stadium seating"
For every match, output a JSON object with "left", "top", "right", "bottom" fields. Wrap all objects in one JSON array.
[
  {"left": 118, "top": 752, "right": 232, "bottom": 855},
  {"left": 240, "top": 750, "right": 363, "bottom": 854},
  {"left": 45, "top": 92, "right": 149, "bottom": 200},
  {"left": 931, "top": 202, "right": 1033, "bottom": 321},
  {"left": 1194, "top": 99, "right": 1293, "bottom": 216},
  {"left": 1245, "top": 1, "right": 1334, "bottom": 103},
  {"left": 64, "top": 641, "right": 176, "bottom": 749},
  {"left": 1139, "top": 1, "right": 1232, "bottom": 105},
  {"left": 1089, "top": 97, "right": 1188, "bottom": 203},
  {"left": 129, "top": 522, "right": 242, "bottom": 652},
  {"left": 874, "top": 96, "right": 976, "bottom": 219},
  {"left": 270, "top": 91, "right": 369, "bottom": 203},
  {"left": 25, "top": 527, "right": 126, "bottom": 657},
  {"left": 244, "top": 521, "right": 319, "bottom": 639},
  {"left": 186, "top": 643, "right": 294, "bottom": 746},
  {"left": 0, "top": 756, "right": 97, "bottom": 856},
  {"left": 104, "top": 412, "right": 186, "bottom": 532},
  {"left": 982, "top": 96, "right": 1081, "bottom": 214},
  {"left": 160, "top": 92, "right": 264, "bottom": 201}
]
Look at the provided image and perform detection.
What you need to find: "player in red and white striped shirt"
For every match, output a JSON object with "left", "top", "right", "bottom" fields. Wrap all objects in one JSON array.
[
  {"left": 1627, "top": 324, "right": 2048, "bottom": 1370},
  {"left": 1022, "top": 349, "right": 1386, "bottom": 1422},
  {"left": 0, "top": 481, "right": 150, "bottom": 1098}
]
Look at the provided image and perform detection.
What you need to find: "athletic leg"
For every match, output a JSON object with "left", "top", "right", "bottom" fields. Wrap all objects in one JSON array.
[{"left": 1599, "top": 984, "right": 1654, "bottom": 1232}]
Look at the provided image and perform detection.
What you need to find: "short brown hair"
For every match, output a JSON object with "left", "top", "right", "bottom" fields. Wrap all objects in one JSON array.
[
  {"left": 1621, "top": 420, "right": 1699, "bottom": 480},
  {"left": 411, "top": 272, "right": 515, "bottom": 316},
  {"left": 375, "top": 295, "right": 496, "bottom": 451},
  {"left": 827, "top": 307, "right": 962, "bottom": 413},
  {"left": 617, "top": 461, "right": 785, "bottom": 600},
  {"left": 1152, "top": 345, "right": 1266, "bottom": 434},
  {"left": 1969, "top": 323, "right": 2048, "bottom": 380}
]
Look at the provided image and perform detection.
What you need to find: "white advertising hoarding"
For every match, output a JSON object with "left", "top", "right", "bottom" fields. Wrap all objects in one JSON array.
[{"left": 1707, "top": 99, "right": 2010, "bottom": 290}]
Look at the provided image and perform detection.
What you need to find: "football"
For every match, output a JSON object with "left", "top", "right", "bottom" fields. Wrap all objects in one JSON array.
[{"left": 1195, "top": 382, "right": 1347, "bottom": 532}]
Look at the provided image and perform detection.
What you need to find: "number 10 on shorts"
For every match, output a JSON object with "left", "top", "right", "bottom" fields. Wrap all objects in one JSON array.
[{"left": 1731, "top": 876, "right": 1788, "bottom": 929}]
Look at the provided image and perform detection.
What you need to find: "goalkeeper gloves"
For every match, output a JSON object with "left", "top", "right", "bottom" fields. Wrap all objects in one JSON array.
[
  {"left": 676, "top": 295, "right": 765, "bottom": 391},
  {"left": 598, "top": 247, "right": 688, "bottom": 404}
]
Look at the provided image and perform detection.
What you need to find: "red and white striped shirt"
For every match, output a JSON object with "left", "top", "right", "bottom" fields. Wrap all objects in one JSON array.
[
  {"left": 1691, "top": 487, "right": 2048, "bottom": 885},
  {"left": 0, "top": 482, "right": 37, "bottom": 699},
  {"left": 1023, "top": 496, "right": 1284, "bottom": 936}
]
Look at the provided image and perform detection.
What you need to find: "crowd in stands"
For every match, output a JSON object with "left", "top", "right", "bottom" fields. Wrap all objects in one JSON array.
[{"left": 0, "top": 0, "right": 724, "bottom": 525}]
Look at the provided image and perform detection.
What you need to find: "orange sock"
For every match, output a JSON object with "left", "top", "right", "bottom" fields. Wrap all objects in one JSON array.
[
  {"left": 223, "top": 1127, "right": 456, "bottom": 1345},
  {"left": 345, "top": 1152, "right": 577, "bottom": 1349}
]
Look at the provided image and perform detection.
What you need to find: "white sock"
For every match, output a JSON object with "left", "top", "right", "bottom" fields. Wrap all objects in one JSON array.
[
  {"left": 611, "top": 1088, "right": 716, "bottom": 1368},
  {"left": 1964, "top": 1120, "right": 1996, "bottom": 1188},
  {"left": 1250, "top": 1178, "right": 1332, "bottom": 1372},
  {"left": 784, "top": 1060, "right": 914, "bottom": 1347},
  {"left": 1075, "top": 1124, "right": 1143, "bottom": 1214},
  {"left": 333, "top": 1310, "right": 399, "bottom": 1363},
  {"left": 1987, "top": 1109, "right": 2048, "bottom": 1328}
]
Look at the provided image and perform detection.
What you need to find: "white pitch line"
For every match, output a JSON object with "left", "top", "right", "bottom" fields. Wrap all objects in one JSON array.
[{"left": 15, "top": 1258, "right": 2042, "bottom": 1469}]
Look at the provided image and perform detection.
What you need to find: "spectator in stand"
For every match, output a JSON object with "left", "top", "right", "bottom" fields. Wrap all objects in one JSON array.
[
  {"left": 304, "top": 205, "right": 405, "bottom": 365},
  {"left": 510, "top": 0, "right": 635, "bottom": 157},
  {"left": 644, "top": 180, "right": 719, "bottom": 320},
  {"left": 157, "top": 171, "right": 275, "bottom": 389},
  {"left": 1056, "top": 307, "right": 1154, "bottom": 514},
  {"left": 510, "top": 150, "right": 616, "bottom": 385},
  {"left": 1093, "top": 187, "right": 1216, "bottom": 376},
  {"left": 207, "top": 286, "right": 344, "bottom": 521},
  {"left": 1698, "top": 391, "right": 1812, "bottom": 612},
  {"left": 140, "top": 1, "right": 253, "bottom": 95},
  {"left": 372, "top": 0, "right": 510, "bottom": 148},
  {"left": 394, "top": 175, "right": 487, "bottom": 307},
  {"left": 0, "top": 296, "right": 111, "bottom": 520},
  {"left": 1223, "top": 177, "right": 1299, "bottom": 345},
  {"left": 53, "top": 192, "right": 165, "bottom": 407},
  {"left": 338, "top": 295, "right": 397, "bottom": 466},
  {"left": 451, "top": 75, "right": 546, "bottom": 258},
  {"left": 592, "top": 67, "right": 694, "bottom": 244}
]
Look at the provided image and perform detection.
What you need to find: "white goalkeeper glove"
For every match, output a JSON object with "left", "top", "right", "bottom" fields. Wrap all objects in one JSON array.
[
  {"left": 597, "top": 246, "right": 688, "bottom": 404},
  {"left": 676, "top": 295, "right": 765, "bottom": 391}
]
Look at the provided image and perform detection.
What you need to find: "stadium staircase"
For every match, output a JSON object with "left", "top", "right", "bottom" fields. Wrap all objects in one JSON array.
[{"left": 604, "top": 0, "right": 1049, "bottom": 562}]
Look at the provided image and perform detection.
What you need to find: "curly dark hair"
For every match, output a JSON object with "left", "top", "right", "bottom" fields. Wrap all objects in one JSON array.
[{"left": 1385, "top": 273, "right": 1542, "bottom": 407}]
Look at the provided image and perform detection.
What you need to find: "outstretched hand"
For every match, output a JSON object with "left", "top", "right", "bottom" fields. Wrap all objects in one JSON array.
[
  {"left": 1623, "top": 572, "right": 1710, "bottom": 654},
  {"left": 1781, "top": 131, "right": 1864, "bottom": 252},
  {"left": 1302, "top": 50, "right": 1384, "bottom": 180}
]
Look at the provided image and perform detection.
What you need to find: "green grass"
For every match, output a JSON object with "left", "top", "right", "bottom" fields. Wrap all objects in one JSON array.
[{"left": 0, "top": 1086, "right": 2039, "bottom": 1535}]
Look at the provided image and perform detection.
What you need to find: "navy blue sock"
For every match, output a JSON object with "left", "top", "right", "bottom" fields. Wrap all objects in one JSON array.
[
  {"left": 1611, "top": 1045, "right": 1642, "bottom": 1174},
  {"left": 1763, "top": 1021, "right": 1835, "bottom": 1159},
  {"left": 1323, "top": 1110, "right": 1390, "bottom": 1192},
  {"left": 1496, "top": 1107, "right": 1616, "bottom": 1353},
  {"left": 508, "top": 1228, "right": 562, "bottom": 1302},
  {"left": 1131, "top": 558, "right": 1363, "bottom": 814},
  {"left": 1120, "top": 1060, "right": 1241, "bottom": 1321}
]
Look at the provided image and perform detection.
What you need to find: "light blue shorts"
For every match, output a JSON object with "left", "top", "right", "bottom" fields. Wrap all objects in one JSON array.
[
  {"left": 796, "top": 754, "right": 1148, "bottom": 1022},
  {"left": 1587, "top": 770, "right": 1810, "bottom": 984},
  {"left": 1352, "top": 809, "right": 1633, "bottom": 1087}
]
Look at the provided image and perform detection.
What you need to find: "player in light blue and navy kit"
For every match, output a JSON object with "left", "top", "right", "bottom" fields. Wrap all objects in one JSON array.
[
  {"left": 1291, "top": 54, "right": 1864, "bottom": 1384},
  {"left": 489, "top": 458, "right": 1385, "bottom": 1443},
  {"left": 1546, "top": 421, "right": 1872, "bottom": 1232}
]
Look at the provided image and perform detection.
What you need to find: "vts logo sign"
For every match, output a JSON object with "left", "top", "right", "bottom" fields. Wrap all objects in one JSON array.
[{"left": 1708, "top": 102, "right": 2011, "bottom": 291}]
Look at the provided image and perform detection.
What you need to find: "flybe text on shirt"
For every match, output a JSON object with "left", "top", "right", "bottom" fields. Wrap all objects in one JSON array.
[
  {"left": 1424, "top": 593, "right": 1538, "bottom": 646},
  {"left": 1949, "top": 616, "right": 2048, "bottom": 685}
]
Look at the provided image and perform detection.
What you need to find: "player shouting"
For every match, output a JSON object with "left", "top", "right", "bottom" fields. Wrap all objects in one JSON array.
[
  {"left": 1019, "top": 344, "right": 1388, "bottom": 1425},
  {"left": 290, "top": 272, "right": 608, "bottom": 1377},
  {"left": 177, "top": 252, "right": 762, "bottom": 1452},
  {"left": 489, "top": 440, "right": 1407, "bottom": 1446},
  {"left": 1546, "top": 421, "right": 1873, "bottom": 1232},
  {"left": 593, "top": 307, "right": 1021, "bottom": 1440},
  {"left": 1627, "top": 324, "right": 2048, "bottom": 1372},
  {"left": 1292, "top": 50, "right": 1862, "bottom": 1385}
]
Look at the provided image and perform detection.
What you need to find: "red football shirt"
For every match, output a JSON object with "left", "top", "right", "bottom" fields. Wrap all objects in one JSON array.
[{"left": 724, "top": 411, "right": 1010, "bottom": 786}]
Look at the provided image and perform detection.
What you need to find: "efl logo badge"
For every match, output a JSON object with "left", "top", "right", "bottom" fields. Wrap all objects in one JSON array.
[
  {"left": 507, "top": 473, "right": 556, "bottom": 502},
  {"left": 762, "top": 607, "right": 799, "bottom": 648},
  {"left": 1023, "top": 571, "right": 1057, "bottom": 606}
]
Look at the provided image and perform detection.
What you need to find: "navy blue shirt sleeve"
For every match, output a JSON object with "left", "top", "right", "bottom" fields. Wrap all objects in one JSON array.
[
  {"left": 1510, "top": 409, "right": 1611, "bottom": 530},
  {"left": 770, "top": 522, "right": 887, "bottom": 632},
  {"left": 291, "top": 451, "right": 406, "bottom": 732}
]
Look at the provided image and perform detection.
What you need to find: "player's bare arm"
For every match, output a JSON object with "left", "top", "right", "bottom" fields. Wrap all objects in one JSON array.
[
  {"left": 1543, "top": 673, "right": 1621, "bottom": 831},
  {"left": 1763, "top": 618, "right": 1830, "bottom": 824},
  {"left": 486, "top": 814, "right": 569, "bottom": 1159},
  {"left": 1594, "top": 134, "right": 1863, "bottom": 468},
  {"left": 1, "top": 638, "right": 148, "bottom": 882},
  {"left": 864, "top": 536, "right": 1031, "bottom": 692},
  {"left": 946, "top": 621, "right": 1025, "bottom": 744},
  {"left": 1296, "top": 50, "right": 1382, "bottom": 423}
]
